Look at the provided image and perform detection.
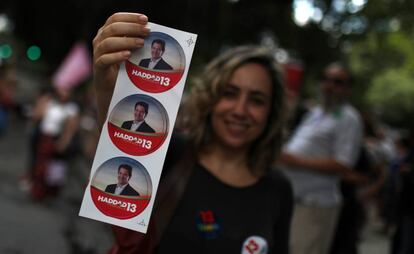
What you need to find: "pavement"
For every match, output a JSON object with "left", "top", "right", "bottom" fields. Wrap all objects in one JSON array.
[
  {"left": 0, "top": 116, "right": 113, "bottom": 254},
  {"left": 0, "top": 115, "right": 393, "bottom": 254}
]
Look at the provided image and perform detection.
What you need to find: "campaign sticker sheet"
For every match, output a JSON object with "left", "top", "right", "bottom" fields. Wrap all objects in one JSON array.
[{"left": 79, "top": 23, "right": 197, "bottom": 233}]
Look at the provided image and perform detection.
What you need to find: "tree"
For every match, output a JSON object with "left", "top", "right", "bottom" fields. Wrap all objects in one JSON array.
[{"left": 347, "top": 30, "right": 414, "bottom": 128}]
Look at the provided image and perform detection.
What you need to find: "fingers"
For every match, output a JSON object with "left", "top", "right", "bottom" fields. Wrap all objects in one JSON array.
[
  {"left": 104, "top": 12, "right": 148, "bottom": 26},
  {"left": 95, "top": 50, "right": 131, "bottom": 70},
  {"left": 99, "top": 22, "right": 150, "bottom": 41},
  {"left": 95, "top": 36, "right": 144, "bottom": 58},
  {"left": 93, "top": 12, "right": 150, "bottom": 70},
  {"left": 98, "top": 12, "right": 149, "bottom": 44}
]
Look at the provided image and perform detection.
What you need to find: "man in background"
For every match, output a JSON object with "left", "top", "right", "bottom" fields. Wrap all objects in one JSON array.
[{"left": 279, "top": 62, "right": 363, "bottom": 254}]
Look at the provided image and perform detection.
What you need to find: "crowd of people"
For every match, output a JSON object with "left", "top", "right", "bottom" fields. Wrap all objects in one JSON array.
[{"left": 0, "top": 11, "right": 413, "bottom": 254}]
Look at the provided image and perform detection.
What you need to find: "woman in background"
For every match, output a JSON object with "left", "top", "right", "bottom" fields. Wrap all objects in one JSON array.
[{"left": 29, "top": 86, "right": 79, "bottom": 200}]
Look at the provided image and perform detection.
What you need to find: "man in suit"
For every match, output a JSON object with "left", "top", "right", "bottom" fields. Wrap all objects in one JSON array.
[
  {"left": 138, "top": 39, "right": 173, "bottom": 70},
  {"left": 105, "top": 164, "right": 140, "bottom": 196},
  {"left": 121, "top": 101, "right": 155, "bottom": 133}
]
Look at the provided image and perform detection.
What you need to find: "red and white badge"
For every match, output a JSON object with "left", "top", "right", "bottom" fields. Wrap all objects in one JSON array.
[
  {"left": 242, "top": 236, "right": 268, "bottom": 254},
  {"left": 90, "top": 157, "right": 152, "bottom": 219},
  {"left": 107, "top": 94, "right": 169, "bottom": 156},
  {"left": 125, "top": 31, "right": 185, "bottom": 93}
]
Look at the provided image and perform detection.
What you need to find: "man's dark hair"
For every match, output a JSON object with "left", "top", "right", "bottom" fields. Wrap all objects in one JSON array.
[
  {"left": 118, "top": 164, "right": 132, "bottom": 178},
  {"left": 324, "top": 61, "right": 354, "bottom": 85},
  {"left": 135, "top": 101, "right": 149, "bottom": 115},
  {"left": 152, "top": 39, "right": 166, "bottom": 52}
]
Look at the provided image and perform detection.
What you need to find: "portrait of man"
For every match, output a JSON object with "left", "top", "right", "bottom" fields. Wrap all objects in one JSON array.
[
  {"left": 104, "top": 164, "right": 140, "bottom": 196},
  {"left": 138, "top": 39, "right": 173, "bottom": 70},
  {"left": 121, "top": 101, "right": 156, "bottom": 133}
]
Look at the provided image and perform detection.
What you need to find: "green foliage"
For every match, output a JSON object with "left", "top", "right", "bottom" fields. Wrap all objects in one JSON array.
[
  {"left": 368, "top": 69, "right": 414, "bottom": 126},
  {"left": 347, "top": 30, "right": 414, "bottom": 128}
]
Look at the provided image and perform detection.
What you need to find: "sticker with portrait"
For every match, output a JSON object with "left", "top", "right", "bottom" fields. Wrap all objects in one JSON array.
[
  {"left": 80, "top": 22, "right": 197, "bottom": 233},
  {"left": 107, "top": 94, "right": 169, "bottom": 156},
  {"left": 90, "top": 157, "right": 152, "bottom": 219},
  {"left": 126, "top": 31, "right": 186, "bottom": 93}
]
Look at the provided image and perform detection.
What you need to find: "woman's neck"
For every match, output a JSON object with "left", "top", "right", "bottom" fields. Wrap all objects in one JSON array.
[{"left": 198, "top": 142, "right": 259, "bottom": 187}]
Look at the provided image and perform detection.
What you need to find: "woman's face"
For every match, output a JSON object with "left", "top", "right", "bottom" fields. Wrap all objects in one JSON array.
[{"left": 211, "top": 63, "right": 272, "bottom": 150}]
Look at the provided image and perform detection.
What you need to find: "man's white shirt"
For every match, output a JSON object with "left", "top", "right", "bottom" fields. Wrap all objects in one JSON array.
[
  {"left": 114, "top": 183, "right": 129, "bottom": 195},
  {"left": 130, "top": 121, "right": 143, "bottom": 131},
  {"left": 281, "top": 104, "right": 363, "bottom": 206},
  {"left": 148, "top": 58, "right": 162, "bottom": 69}
]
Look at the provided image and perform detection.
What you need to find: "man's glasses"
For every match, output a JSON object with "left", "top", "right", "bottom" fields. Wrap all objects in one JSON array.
[{"left": 320, "top": 76, "right": 348, "bottom": 86}]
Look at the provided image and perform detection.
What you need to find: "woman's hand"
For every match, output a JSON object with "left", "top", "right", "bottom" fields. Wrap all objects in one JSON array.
[{"left": 93, "top": 12, "right": 150, "bottom": 128}]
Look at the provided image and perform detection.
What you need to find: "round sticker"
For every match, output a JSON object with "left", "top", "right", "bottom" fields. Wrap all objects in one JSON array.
[
  {"left": 241, "top": 236, "right": 268, "bottom": 254},
  {"left": 125, "top": 31, "right": 186, "bottom": 93},
  {"left": 90, "top": 157, "right": 152, "bottom": 219},
  {"left": 107, "top": 94, "right": 169, "bottom": 156},
  {"left": 196, "top": 210, "right": 221, "bottom": 239}
]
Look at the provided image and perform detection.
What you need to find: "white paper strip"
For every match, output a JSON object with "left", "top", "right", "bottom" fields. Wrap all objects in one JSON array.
[{"left": 79, "top": 22, "right": 197, "bottom": 233}]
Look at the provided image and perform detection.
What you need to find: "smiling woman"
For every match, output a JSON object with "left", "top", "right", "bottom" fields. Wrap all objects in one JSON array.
[
  {"left": 210, "top": 63, "right": 272, "bottom": 152},
  {"left": 186, "top": 46, "right": 286, "bottom": 177},
  {"left": 92, "top": 12, "right": 292, "bottom": 254}
]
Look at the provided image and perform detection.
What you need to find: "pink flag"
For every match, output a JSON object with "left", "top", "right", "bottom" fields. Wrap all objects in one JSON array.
[{"left": 52, "top": 41, "right": 92, "bottom": 90}]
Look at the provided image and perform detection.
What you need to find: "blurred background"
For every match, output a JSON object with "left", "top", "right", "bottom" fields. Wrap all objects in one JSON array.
[{"left": 0, "top": 0, "right": 413, "bottom": 253}]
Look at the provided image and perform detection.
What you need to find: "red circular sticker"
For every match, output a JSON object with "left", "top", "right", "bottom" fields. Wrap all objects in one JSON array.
[
  {"left": 125, "top": 31, "right": 186, "bottom": 93},
  {"left": 90, "top": 157, "right": 152, "bottom": 219},
  {"left": 108, "top": 94, "right": 169, "bottom": 156}
]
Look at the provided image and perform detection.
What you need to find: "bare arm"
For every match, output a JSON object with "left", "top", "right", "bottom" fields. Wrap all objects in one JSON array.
[
  {"left": 279, "top": 151, "right": 371, "bottom": 186},
  {"left": 92, "top": 12, "right": 150, "bottom": 130},
  {"left": 279, "top": 152, "right": 353, "bottom": 175},
  {"left": 32, "top": 93, "right": 51, "bottom": 122},
  {"left": 56, "top": 114, "right": 80, "bottom": 153}
]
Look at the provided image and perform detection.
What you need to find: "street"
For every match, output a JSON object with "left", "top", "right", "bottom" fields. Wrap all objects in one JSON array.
[{"left": 0, "top": 116, "right": 113, "bottom": 254}]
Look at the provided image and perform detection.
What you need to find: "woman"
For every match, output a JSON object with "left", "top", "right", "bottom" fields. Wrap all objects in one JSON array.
[
  {"left": 94, "top": 12, "right": 292, "bottom": 254},
  {"left": 29, "top": 86, "right": 79, "bottom": 200}
]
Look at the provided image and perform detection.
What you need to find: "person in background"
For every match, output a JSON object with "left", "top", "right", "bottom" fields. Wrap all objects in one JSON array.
[
  {"left": 0, "top": 60, "right": 17, "bottom": 136},
  {"left": 279, "top": 62, "right": 363, "bottom": 254},
  {"left": 390, "top": 134, "right": 414, "bottom": 254},
  {"left": 29, "top": 86, "right": 80, "bottom": 200},
  {"left": 330, "top": 110, "right": 387, "bottom": 254},
  {"left": 93, "top": 12, "right": 292, "bottom": 254}
]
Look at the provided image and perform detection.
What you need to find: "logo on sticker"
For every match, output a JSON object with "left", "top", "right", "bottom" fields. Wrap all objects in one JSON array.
[
  {"left": 196, "top": 210, "right": 221, "bottom": 239},
  {"left": 108, "top": 94, "right": 169, "bottom": 156},
  {"left": 242, "top": 236, "right": 268, "bottom": 254},
  {"left": 126, "top": 31, "right": 186, "bottom": 93},
  {"left": 90, "top": 157, "right": 152, "bottom": 219}
]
